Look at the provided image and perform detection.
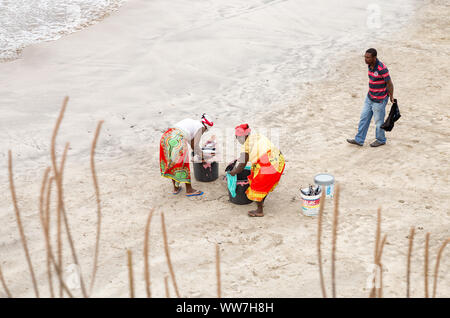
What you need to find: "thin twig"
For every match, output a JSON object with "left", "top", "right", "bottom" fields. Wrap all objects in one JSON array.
[
  {"left": 60, "top": 143, "right": 88, "bottom": 298},
  {"left": 127, "top": 250, "right": 134, "bottom": 298},
  {"left": 144, "top": 208, "right": 154, "bottom": 298},
  {"left": 216, "top": 244, "right": 221, "bottom": 298},
  {"left": 38, "top": 188, "right": 74, "bottom": 298},
  {"left": 51, "top": 96, "right": 68, "bottom": 297},
  {"left": 8, "top": 150, "right": 40, "bottom": 298},
  {"left": 432, "top": 238, "right": 449, "bottom": 298},
  {"left": 39, "top": 168, "right": 51, "bottom": 223},
  {"left": 317, "top": 189, "right": 327, "bottom": 298},
  {"left": 376, "top": 235, "right": 387, "bottom": 298},
  {"left": 57, "top": 189, "right": 63, "bottom": 298},
  {"left": 375, "top": 208, "right": 381, "bottom": 263},
  {"left": 331, "top": 184, "right": 340, "bottom": 298},
  {"left": 45, "top": 176, "right": 56, "bottom": 297},
  {"left": 376, "top": 235, "right": 387, "bottom": 262},
  {"left": 0, "top": 265, "right": 12, "bottom": 298},
  {"left": 164, "top": 276, "right": 170, "bottom": 298},
  {"left": 161, "top": 212, "right": 180, "bottom": 297},
  {"left": 45, "top": 176, "right": 54, "bottom": 230},
  {"left": 424, "top": 232, "right": 430, "bottom": 298},
  {"left": 89, "top": 120, "right": 104, "bottom": 296},
  {"left": 378, "top": 263, "right": 384, "bottom": 298},
  {"left": 46, "top": 251, "right": 74, "bottom": 297},
  {"left": 406, "top": 227, "right": 415, "bottom": 298},
  {"left": 58, "top": 142, "right": 88, "bottom": 298},
  {"left": 50, "top": 97, "right": 69, "bottom": 172},
  {"left": 49, "top": 98, "right": 88, "bottom": 297},
  {"left": 39, "top": 167, "right": 54, "bottom": 298},
  {"left": 370, "top": 208, "right": 382, "bottom": 298},
  {"left": 44, "top": 176, "right": 55, "bottom": 298}
]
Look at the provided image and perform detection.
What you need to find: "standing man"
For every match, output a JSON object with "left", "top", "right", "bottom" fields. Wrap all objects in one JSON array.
[{"left": 347, "top": 48, "right": 394, "bottom": 147}]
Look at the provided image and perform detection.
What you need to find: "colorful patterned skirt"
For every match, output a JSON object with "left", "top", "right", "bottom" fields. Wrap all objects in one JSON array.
[
  {"left": 160, "top": 128, "right": 191, "bottom": 183},
  {"left": 246, "top": 149, "right": 285, "bottom": 202}
]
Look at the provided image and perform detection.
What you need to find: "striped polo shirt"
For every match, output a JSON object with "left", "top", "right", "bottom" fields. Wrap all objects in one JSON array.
[{"left": 367, "top": 59, "right": 391, "bottom": 102}]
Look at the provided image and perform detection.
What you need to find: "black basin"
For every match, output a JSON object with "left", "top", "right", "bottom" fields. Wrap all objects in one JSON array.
[
  {"left": 193, "top": 161, "right": 219, "bottom": 182},
  {"left": 228, "top": 169, "right": 252, "bottom": 205}
]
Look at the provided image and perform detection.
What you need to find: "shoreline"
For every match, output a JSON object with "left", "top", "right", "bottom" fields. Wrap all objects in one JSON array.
[
  {"left": 0, "top": 0, "right": 127, "bottom": 63},
  {"left": 0, "top": 0, "right": 449, "bottom": 298}
]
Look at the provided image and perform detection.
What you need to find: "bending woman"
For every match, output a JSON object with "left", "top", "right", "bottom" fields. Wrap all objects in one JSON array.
[
  {"left": 160, "top": 114, "right": 214, "bottom": 196},
  {"left": 229, "top": 124, "right": 285, "bottom": 217}
]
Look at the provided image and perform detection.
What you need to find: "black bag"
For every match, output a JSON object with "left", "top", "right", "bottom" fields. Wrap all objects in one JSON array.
[{"left": 381, "top": 99, "right": 401, "bottom": 131}]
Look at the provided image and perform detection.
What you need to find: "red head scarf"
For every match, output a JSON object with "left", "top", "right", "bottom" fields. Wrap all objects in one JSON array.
[
  {"left": 201, "top": 113, "right": 214, "bottom": 128},
  {"left": 235, "top": 124, "right": 251, "bottom": 136}
]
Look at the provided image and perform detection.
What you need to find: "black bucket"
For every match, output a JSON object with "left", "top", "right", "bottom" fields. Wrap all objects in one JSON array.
[
  {"left": 228, "top": 169, "right": 253, "bottom": 205},
  {"left": 193, "top": 161, "right": 219, "bottom": 182}
]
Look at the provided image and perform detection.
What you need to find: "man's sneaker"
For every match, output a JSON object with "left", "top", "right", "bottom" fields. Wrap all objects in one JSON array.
[
  {"left": 370, "top": 140, "right": 386, "bottom": 147},
  {"left": 346, "top": 138, "right": 363, "bottom": 146}
]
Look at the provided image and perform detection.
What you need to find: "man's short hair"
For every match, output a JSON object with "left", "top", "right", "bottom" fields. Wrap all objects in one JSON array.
[{"left": 366, "top": 48, "right": 377, "bottom": 57}]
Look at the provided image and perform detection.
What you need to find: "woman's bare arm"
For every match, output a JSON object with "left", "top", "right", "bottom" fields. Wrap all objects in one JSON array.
[{"left": 229, "top": 152, "right": 249, "bottom": 176}]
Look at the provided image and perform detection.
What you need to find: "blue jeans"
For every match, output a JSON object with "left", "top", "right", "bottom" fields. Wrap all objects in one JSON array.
[{"left": 355, "top": 95, "right": 388, "bottom": 144}]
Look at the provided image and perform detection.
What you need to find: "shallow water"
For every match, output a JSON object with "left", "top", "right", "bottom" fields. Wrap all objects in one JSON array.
[
  {"left": 0, "top": 0, "right": 126, "bottom": 61},
  {"left": 0, "top": 0, "right": 419, "bottom": 63}
]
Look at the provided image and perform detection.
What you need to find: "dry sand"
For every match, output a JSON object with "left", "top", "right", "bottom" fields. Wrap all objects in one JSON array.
[{"left": 0, "top": 1, "right": 449, "bottom": 298}]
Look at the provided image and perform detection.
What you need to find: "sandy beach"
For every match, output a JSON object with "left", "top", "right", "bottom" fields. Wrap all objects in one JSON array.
[{"left": 0, "top": 0, "right": 449, "bottom": 298}]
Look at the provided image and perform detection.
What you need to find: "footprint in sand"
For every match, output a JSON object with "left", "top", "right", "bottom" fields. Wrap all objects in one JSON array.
[{"left": 263, "top": 233, "right": 284, "bottom": 249}]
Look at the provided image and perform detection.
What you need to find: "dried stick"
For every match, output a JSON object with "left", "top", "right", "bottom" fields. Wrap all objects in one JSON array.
[
  {"left": 39, "top": 167, "right": 54, "bottom": 298},
  {"left": 376, "top": 235, "right": 387, "bottom": 298},
  {"left": 45, "top": 250, "right": 74, "bottom": 298},
  {"left": 216, "top": 244, "right": 221, "bottom": 298},
  {"left": 164, "top": 276, "right": 170, "bottom": 298},
  {"left": 127, "top": 250, "right": 134, "bottom": 298},
  {"left": 44, "top": 176, "right": 56, "bottom": 298},
  {"left": 331, "top": 184, "right": 340, "bottom": 298},
  {"left": 38, "top": 189, "right": 74, "bottom": 298},
  {"left": 50, "top": 98, "right": 88, "bottom": 297},
  {"left": 89, "top": 120, "right": 104, "bottom": 296},
  {"left": 58, "top": 143, "right": 88, "bottom": 298},
  {"left": 370, "top": 208, "right": 382, "bottom": 298},
  {"left": 375, "top": 208, "right": 381, "bottom": 263},
  {"left": 57, "top": 190, "right": 63, "bottom": 298},
  {"left": 317, "top": 189, "right": 327, "bottom": 298},
  {"left": 8, "top": 150, "right": 40, "bottom": 298},
  {"left": 0, "top": 265, "right": 12, "bottom": 298},
  {"left": 432, "top": 238, "right": 449, "bottom": 298},
  {"left": 51, "top": 97, "right": 68, "bottom": 297},
  {"left": 45, "top": 177, "right": 54, "bottom": 235},
  {"left": 144, "top": 209, "right": 154, "bottom": 298},
  {"left": 406, "top": 227, "right": 415, "bottom": 298},
  {"left": 378, "top": 264, "right": 384, "bottom": 298},
  {"left": 39, "top": 168, "right": 51, "bottom": 222},
  {"left": 50, "top": 97, "right": 69, "bottom": 171},
  {"left": 161, "top": 212, "right": 180, "bottom": 297},
  {"left": 424, "top": 232, "right": 430, "bottom": 298}
]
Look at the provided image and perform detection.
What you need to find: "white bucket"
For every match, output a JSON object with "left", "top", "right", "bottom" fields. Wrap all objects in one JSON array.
[
  {"left": 314, "top": 174, "right": 335, "bottom": 199},
  {"left": 301, "top": 187, "right": 322, "bottom": 217}
]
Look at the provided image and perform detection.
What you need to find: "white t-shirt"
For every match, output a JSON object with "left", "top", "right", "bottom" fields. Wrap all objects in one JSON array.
[{"left": 174, "top": 118, "right": 203, "bottom": 141}]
